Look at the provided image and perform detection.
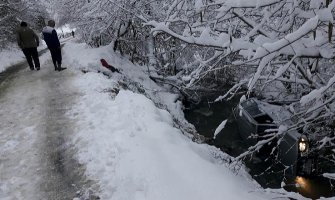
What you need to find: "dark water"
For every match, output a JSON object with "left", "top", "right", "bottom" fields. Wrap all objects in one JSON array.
[{"left": 184, "top": 97, "right": 335, "bottom": 199}]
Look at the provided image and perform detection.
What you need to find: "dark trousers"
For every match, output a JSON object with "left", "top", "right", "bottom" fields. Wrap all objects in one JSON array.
[
  {"left": 49, "top": 48, "right": 62, "bottom": 69},
  {"left": 22, "top": 47, "right": 40, "bottom": 69}
]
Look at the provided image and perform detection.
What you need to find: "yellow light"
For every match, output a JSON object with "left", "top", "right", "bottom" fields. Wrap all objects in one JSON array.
[
  {"left": 295, "top": 176, "right": 307, "bottom": 188},
  {"left": 299, "top": 141, "right": 307, "bottom": 152},
  {"left": 298, "top": 136, "right": 308, "bottom": 152},
  {"left": 295, "top": 176, "right": 313, "bottom": 196}
]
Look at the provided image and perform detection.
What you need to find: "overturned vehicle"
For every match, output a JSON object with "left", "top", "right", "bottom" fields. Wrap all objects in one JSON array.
[{"left": 233, "top": 98, "right": 333, "bottom": 176}]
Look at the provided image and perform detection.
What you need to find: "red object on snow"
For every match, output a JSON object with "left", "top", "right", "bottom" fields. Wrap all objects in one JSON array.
[
  {"left": 100, "top": 58, "right": 121, "bottom": 73},
  {"left": 100, "top": 59, "right": 109, "bottom": 68}
]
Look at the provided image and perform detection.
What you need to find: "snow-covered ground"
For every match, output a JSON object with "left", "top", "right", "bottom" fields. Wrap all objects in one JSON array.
[
  {"left": 0, "top": 40, "right": 312, "bottom": 199},
  {"left": 0, "top": 44, "right": 29, "bottom": 73},
  {"left": 0, "top": 44, "right": 48, "bottom": 73},
  {"left": 62, "top": 41, "right": 309, "bottom": 200},
  {"left": 0, "top": 49, "right": 91, "bottom": 199}
]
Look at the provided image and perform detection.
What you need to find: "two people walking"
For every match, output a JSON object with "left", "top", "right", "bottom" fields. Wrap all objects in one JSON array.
[{"left": 16, "top": 20, "right": 65, "bottom": 71}]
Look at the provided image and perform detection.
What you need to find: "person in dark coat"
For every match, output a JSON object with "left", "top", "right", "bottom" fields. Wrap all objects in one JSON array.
[
  {"left": 100, "top": 59, "right": 120, "bottom": 73},
  {"left": 16, "top": 21, "right": 40, "bottom": 70},
  {"left": 42, "top": 20, "right": 65, "bottom": 71}
]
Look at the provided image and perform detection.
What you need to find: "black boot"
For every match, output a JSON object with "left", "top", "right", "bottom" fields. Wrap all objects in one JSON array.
[{"left": 58, "top": 63, "right": 66, "bottom": 71}]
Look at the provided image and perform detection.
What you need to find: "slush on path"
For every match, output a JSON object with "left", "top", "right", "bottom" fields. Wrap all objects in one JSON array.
[{"left": 0, "top": 63, "right": 95, "bottom": 199}]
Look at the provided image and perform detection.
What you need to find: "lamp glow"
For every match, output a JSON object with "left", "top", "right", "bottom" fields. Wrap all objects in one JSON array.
[{"left": 298, "top": 137, "right": 308, "bottom": 152}]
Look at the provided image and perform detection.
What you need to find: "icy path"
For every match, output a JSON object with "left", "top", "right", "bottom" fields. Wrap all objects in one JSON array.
[{"left": 0, "top": 61, "right": 93, "bottom": 200}]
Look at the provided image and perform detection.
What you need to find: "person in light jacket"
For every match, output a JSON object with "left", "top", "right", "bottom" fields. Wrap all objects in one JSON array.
[
  {"left": 16, "top": 21, "right": 40, "bottom": 70},
  {"left": 42, "top": 20, "right": 65, "bottom": 71}
]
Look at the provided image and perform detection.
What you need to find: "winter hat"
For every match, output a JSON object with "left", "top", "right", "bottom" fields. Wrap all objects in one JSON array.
[
  {"left": 20, "top": 21, "right": 28, "bottom": 27},
  {"left": 48, "top": 20, "right": 55, "bottom": 27},
  {"left": 100, "top": 59, "right": 109, "bottom": 67}
]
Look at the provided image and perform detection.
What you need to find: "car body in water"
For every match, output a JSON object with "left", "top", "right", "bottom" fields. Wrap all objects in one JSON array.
[{"left": 233, "top": 98, "right": 317, "bottom": 176}]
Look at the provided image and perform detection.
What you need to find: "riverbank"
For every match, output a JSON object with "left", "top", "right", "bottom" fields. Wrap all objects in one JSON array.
[
  {"left": 59, "top": 40, "right": 309, "bottom": 200},
  {"left": 0, "top": 39, "right": 311, "bottom": 200}
]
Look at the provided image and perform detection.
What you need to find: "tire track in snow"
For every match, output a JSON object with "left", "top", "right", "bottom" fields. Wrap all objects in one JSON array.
[
  {"left": 37, "top": 66, "right": 94, "bottom": 200},
  {"left": 0, "top": 59, "right": 99, "bottom": 199}
]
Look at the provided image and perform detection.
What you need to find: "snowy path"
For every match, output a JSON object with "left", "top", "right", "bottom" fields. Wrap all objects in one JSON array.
[{"left": 0, "top": 61, "right": 93, "bottom": 199}]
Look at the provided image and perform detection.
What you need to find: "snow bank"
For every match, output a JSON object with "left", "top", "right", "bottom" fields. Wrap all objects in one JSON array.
[
  {"left": 0, "top": 43, "right": 47, "bottom": 72},
  {"left": 63, "top": 43, "right": 316, "bottom": 200},
  {"left": 0, "top": 45, "right": 24, "bottom": 72},
  {"left": 67, "top": 72, "right": 273, "bottom": 200},
  {"left": 62, "top": 41, "right": 191, "bottom": 136},
  {"left": 62, "top": 41, "right": 304, "bottom": 200}
]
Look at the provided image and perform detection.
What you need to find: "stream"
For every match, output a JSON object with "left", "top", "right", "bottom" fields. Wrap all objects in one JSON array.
[{"left": 184, "top": 96, "right": 335, "bottom": 199}]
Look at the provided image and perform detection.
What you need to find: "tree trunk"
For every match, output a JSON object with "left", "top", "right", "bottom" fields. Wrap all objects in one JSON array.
[{"left": 147, "top": 33, "right": 157, "bottom": 71}]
